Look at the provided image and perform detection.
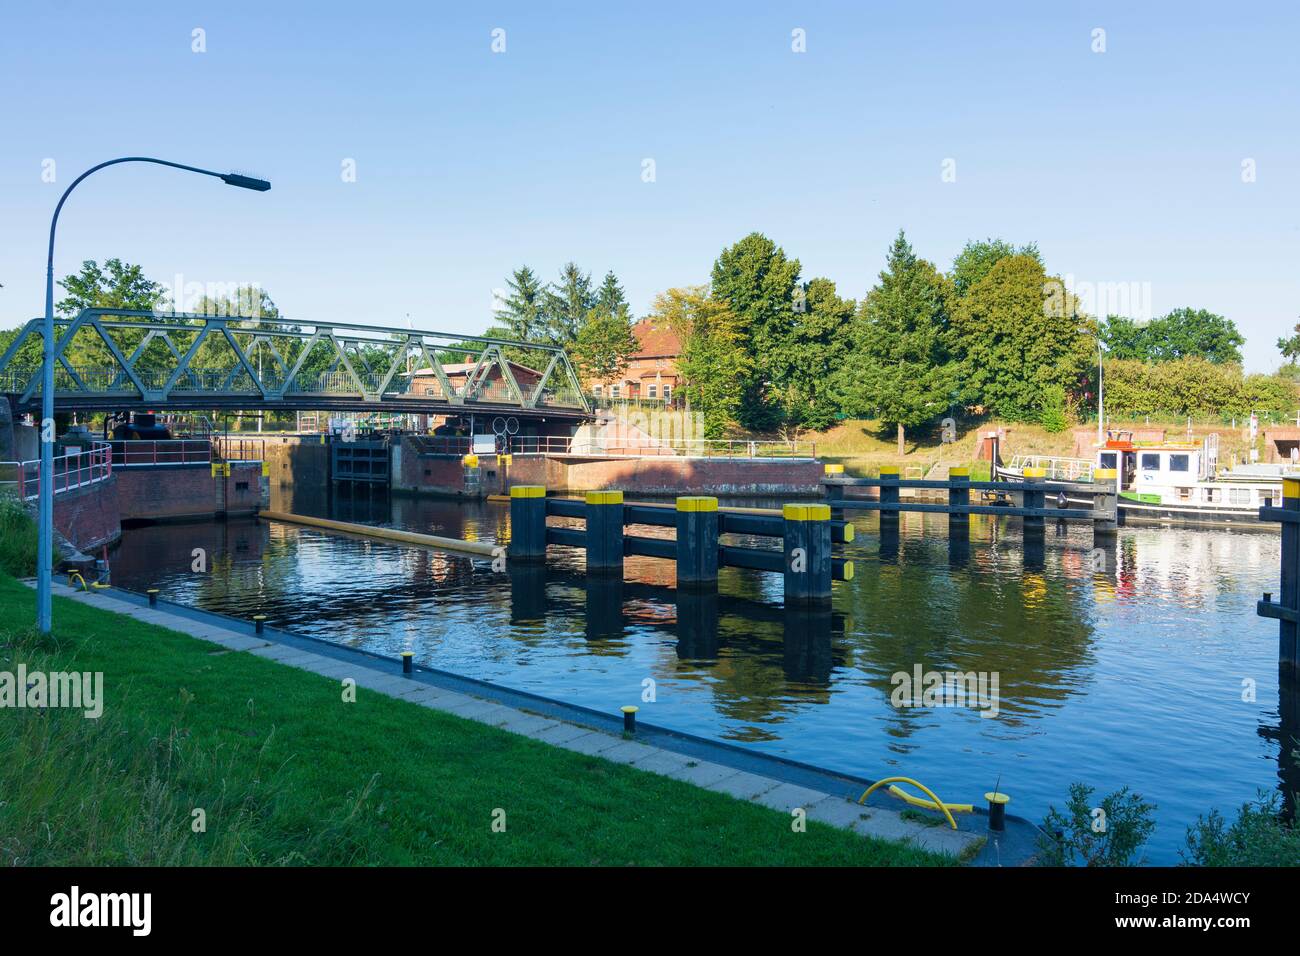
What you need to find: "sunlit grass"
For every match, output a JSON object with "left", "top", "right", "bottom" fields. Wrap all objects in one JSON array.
[{"left": 0, "top": 575, "right": 949, "bottom": 866}]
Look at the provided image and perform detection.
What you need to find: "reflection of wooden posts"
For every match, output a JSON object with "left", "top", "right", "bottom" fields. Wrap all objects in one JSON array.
[
  {"left": 783, "top": 503, "right": 832, "bottom": 606},
  {"left": 1093, "top": 467, "right": 1119, "bottom": 538},
  {"left": 509, "top": 563, "right": 546, "bottom": 624},
  {"left": 675, "top": 589, "right": 719, "bottom": 659},
  {"left": 585, "top": 490, "right": 624, "bottom": 573},
  {"left": 585, "top": 574, "right": 623, "bottom": 639},
  {"left": 1022, "top": 467, "right": 1046, "bottom": 541},
  {"left": 676, "top": 496, "right": 718, "bottom": 588},
  {"left": 948, "top": 467, "right": 969, "bottom": 541},
  {"left": 508, "top": 485, "right": 547, "bottom": 562}
]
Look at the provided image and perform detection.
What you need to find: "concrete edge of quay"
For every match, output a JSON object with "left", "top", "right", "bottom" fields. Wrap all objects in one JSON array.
[{"left": 31, "top": 578, "right": 1045, "bottom": 866}]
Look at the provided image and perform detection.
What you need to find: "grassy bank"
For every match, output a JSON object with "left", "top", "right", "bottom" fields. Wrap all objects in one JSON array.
[
  {"left": 809, "top": 417, "right": 1263, "bottom": 477},
  {"left": 0, "top": 497, "right": 37, "bottom": 578},
  {"left": 0, "top": 575, "right": 947, "bottom": 866}
]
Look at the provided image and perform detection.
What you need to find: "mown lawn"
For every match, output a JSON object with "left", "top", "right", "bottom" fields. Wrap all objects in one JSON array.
[{"left": 0, "top": 574, "right": 948, "bottom": 866}]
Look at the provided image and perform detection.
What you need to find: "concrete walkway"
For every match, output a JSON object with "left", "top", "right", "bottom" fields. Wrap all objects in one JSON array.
[{"left": 44, "top": 580, "right": 987, "bottom": 861}]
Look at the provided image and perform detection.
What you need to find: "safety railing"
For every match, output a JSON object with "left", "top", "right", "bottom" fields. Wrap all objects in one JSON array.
[
  {"left": 508, "top": 436, "right": 817, "bottom": 459},
  {"left": 1006, "top": 454, "right": 1096, "bottom": 482},
  {"left": 0, "top": 442, "right": 113, "bottom": 501},
  {"left": 214, "top": 437, "right": 265, "bottom": 462},
  {"left": 110, "top": 439, "right": 213, "bottom": 466}
]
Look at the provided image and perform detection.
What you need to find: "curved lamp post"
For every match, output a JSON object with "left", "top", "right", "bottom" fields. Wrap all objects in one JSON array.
[{"left": 38, "top": 157, "right": 270, "bottom": 634}]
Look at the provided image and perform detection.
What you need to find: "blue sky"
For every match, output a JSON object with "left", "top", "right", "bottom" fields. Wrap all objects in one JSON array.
[{"left": 1, "top": 1, "right": 1296, "bottom": 370}]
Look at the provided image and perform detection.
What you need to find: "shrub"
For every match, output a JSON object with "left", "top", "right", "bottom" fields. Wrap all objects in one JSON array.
[
  {"left": 1039, "top": 385, "right": 1070, "bottom": 433},
  {"left": 0, "top": 495, "right": 38, "bottom": 578},
  {"left": 1037, "top": 782, "right": 1157, "bottom": 866},
  {"left": 1182, "top": 790, "right": 1300, "bottom": 867}
]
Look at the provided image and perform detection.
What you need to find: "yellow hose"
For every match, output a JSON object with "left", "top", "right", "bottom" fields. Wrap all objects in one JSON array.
[
  {"left": 66, "top": 572, "right": 87, "bottom": 591},
  {"left": 859, "top": 776, "right": 961, "bottom": 829},
  {"left": 887, "top": 784, "right": 973, "bottom": 815}
]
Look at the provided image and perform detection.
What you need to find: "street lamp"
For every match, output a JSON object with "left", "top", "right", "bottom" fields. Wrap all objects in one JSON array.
[{"left": 37, "top": 157, "right": 270, "bottom": 634}]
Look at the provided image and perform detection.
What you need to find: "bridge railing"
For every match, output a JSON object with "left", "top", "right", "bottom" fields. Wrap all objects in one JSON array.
[
  {"left": 0, "top": 310, "right": 591, "bottom": 415},
  {"left": 109, "top": 440, "right": 214, "bottom": 466},
  {"left": 0, "top": 442, "right": 112, "bottom": 501}
]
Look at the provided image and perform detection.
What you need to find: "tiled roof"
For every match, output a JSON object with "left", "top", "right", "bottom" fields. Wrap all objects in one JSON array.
[{"left": 631, "top": 318, "right": 681, "bottom": 358}]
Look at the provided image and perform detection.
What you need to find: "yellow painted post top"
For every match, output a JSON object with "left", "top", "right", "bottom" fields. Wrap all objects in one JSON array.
[
  {"left": 950, "top": 467, "right": 969, "bottom": 478},
  {"left": 878, "top": 466, "right": 900, "bottom": 476},
  {"left": 676, "top": 496, "right": 718, "bottom": 512},
  {"left": 841, "top": 561, "right": 855, "bottom": 581},
  {"left": 462, "top": 454, "right": 479, "bottom": 468},
  {"left": 499, "top": 454, "right": 513, "bottom": 465},
  {"left": 261, "top": 461, "right": 271, "bottom": 477},
  {"left": 984, "top": 792, "right": 1012, "bottom": 805},
  {"left": 509, "top": 485, "right": 546, "bottom": 498},
  {"left": 783, "top": 502, "right": 831, "bottom": 521},
  {"left": 1285, "top": 478, "right": 1300, "bottom": 500},
  {"left": 824, "top": 463, "right": 845, "bottom": 475},
  {"left": 1095, "top": 467, "right": 1117, "bottom": 480},
  {"left": 400, "top": 650, "right": 414, "bottom": 658},
  {"left": 1022, "top": 467, "right": 1047, "bottom": 478},
  {"left": 620, "top": 705, "right": 639, "bottom": 714},
  {"left": 585, "top": 490, "right": 624, "bottom": 505}
]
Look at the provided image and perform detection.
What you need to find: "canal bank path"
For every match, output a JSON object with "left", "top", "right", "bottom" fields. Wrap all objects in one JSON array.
[{"left": 35, "top": 578, "right": 1039, "bottom": 865}]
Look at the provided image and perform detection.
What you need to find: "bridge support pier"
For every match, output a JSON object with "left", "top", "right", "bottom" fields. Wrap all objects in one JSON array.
[
  {"left": 675, "top": 496, "right": 718, "bottom": 589},
  {"left": 783, "top": 503, "right": 832, "bottom": 606},
  {"left": 508, "top": 485, "right": 547, "bottom": 562}
]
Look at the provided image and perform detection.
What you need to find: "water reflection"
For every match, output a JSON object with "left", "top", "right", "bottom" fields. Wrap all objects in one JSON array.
[{"left": 105, "top": 483, "right": 1296, "bottom": 862}]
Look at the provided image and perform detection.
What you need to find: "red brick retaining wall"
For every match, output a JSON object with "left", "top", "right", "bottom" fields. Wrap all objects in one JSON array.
[{"left": 53, "top": 474, "right": 121, "bottom": 552}]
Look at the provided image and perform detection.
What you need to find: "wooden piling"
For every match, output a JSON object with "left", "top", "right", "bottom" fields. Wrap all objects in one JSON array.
[
  {"left": 508, "top": 485, "right": 547, "bottom": 562},
  {"left": 585, "top": 490, "right": 625, "bottom": 573},
  {"left": 948, "top": 467, "right": 970, "bottom": 541},
  {"left": 675, "top": 496, "right": 719, "bottom": 588},
  {"left": 1093, "top": 467, "right": 1119, "bottom": 538},
  {"left": 1022, "top": 467, "right": 1046, "bottom": 539},
  {"left": 783, "top": 502, "right": 833, "bottom": 606}
]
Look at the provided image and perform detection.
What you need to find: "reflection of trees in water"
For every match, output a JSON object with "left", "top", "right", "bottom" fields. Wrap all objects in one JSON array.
[{"left": 843, "top": 514, "right": 1097, "bottom": 741}]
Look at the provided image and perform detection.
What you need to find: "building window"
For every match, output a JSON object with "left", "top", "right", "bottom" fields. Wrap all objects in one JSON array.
[
  {"left": 1230, "top": 488, "right": 1251, "bottom": 506},
  {"left": 610, "top": 384, "right": 620, "bottom": 398},
  {"left": 662, "top": 385, "right": 671, "bottom": 402},
  {"left": 1177, "top": 487, "right": 1192, "bottom": 501},
  {"left": 1099, "top": 452, "right": 1118, "bottom": 470},
  {"left": 1204, "top": 487, "right": 1220, "bottom": 503},
  {"left": 1168, "top": 454, "right": 1190, "bottom": 472},
  {"left": 592, "top": 384, "right": 602, "bottom": 396},
  {"left": 647, "top": 384, "right": 657, "bottom": 399},
  {"left": 1140, "top": 453, "right": 1160, "bottom": 471}
]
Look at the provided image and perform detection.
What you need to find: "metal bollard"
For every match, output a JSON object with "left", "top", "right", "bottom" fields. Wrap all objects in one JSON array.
[
  {"left": 621, "top": 705, "right": 638, "bottom": 734},
  {"left": 986, "top": 790, "right": 1011, "bottom": 832},
  {"left": 147, "top": 588, "right": 159, "bottom": 607}
]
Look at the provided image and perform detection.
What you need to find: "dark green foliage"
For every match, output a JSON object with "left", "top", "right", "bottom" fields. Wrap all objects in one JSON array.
[
  {"left": 1039, "top": 384, "right": 1070, "bottom": 432},
  {"left": 1102, "top": 308, "right": 1245, "bottom": 364},
  {"left": 949, "top": 238, "right": 1042, "bottom": 298},
  {"left": 1182, "top": 790, "right": 1300, "bottom": 867},
  {"left": 0, "top": 498, "right": 37, "bottom": 577},
  {"left": 1037, "top": 782, "right": 1157, "bottom": 866}
]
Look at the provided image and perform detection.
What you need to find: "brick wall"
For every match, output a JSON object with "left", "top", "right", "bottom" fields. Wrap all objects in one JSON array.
[
  {"left": 116, "top": 462, "right": 267, "bottom": 521},
  {"left": 53, "top": 474, "right": 121, "bottom": 552},
  {"left": 503, "top": 455, "right": 824, "bottom": 497}
]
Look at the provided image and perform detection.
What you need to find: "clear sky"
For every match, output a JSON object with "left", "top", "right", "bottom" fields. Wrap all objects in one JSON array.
[{"left": 1, "top": 1, "right": 1296, "bottom": 370}]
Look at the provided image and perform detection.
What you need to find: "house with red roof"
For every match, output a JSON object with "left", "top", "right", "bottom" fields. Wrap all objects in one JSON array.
[{"left": 588, "top": 317, "right": 683, "bottom": 404}]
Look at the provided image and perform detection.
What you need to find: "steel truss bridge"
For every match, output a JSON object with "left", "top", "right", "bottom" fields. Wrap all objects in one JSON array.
[{"left": 0, "top": 309, "right": 590, "bottom": 420}]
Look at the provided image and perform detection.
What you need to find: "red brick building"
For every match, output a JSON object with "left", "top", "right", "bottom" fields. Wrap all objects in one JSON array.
[{"left": 589, "top": 317, "right": 682, "bottom": 403}]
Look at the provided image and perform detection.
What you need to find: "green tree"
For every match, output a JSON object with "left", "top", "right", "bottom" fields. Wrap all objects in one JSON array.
[
  {"left": 490, "top": 266, "right": 549, "bottom": 343},
  {"left": 951, "top": 254, "right": 1093, "bottom": 421},
  {"left": 1279, "top": 320, "right": 1300, "bottom": 365},
  {"left": 709, "top": 232, "right": 802, "bottom": 430},
  {"left": 652, "top": 286, "right": 751, "bottom": 438},
  {"left": 571, "top": 311, "right": 638, "bottom": 385},
  {"left": 774, "top": 278, "right": 855, "bottom": 430},
  {"left": 1145, "top": 308, "right": 1244, "bottom": 364},
  {"left": 56, "top": 257, "right": 166, "bottom": 317},
  {"left": 949, "top": 238, "right": 1041, "bottom": 298},
  {"left": 595, "top": 270, "right": 631, "bottom": 321},
  {"left": 837, "top": 232, "right": 957, "bottom": 454},
  {"left": 543, "top": 262, "right": 596, "bottom": 348}
]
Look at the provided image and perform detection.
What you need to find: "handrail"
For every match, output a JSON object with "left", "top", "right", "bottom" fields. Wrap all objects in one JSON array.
[{"left": 0, "top": 441, "right": 112, "bottom": 500}]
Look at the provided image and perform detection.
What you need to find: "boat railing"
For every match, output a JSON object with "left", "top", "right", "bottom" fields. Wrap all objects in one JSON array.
[{"left": 1006, "top": 454, "right": 1096, "bottom": 482}]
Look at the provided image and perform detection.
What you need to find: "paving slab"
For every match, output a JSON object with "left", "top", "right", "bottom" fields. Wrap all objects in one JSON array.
[
  {"left": 529, "top": 721, "right": 596, "bottom": 746},
  {"left": 753, "top": 782, "right": 831, "bottom": 815},
  {"left": 804, "top": 795, "right": 876, "bottom": 830},
  {"left": 492, "top": 712, "right": 561, "bottom": 738},
  {"left": 703, "top": 770, "right": 782, "bottom": 802},
  {"left": 664, "top": 760, "right": 742, "bottom": 789},
  {"left": 600, "top": 740, "right": 663, "bottom": 766},
  {"left": 555, "top": 730, "right": 624, "bottom": 757},
  {"left": 625, "top": 749, "right": 695, "bottom": 778}
]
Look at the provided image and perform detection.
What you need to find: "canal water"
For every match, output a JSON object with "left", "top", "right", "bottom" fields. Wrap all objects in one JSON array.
[{"left": 109, "top": 485, "right": 1297, "bottom": 864}]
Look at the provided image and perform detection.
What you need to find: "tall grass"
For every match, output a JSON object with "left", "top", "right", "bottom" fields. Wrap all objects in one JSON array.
[{"left": 0, "top": 496, "right": 37, "bottom": 577}]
